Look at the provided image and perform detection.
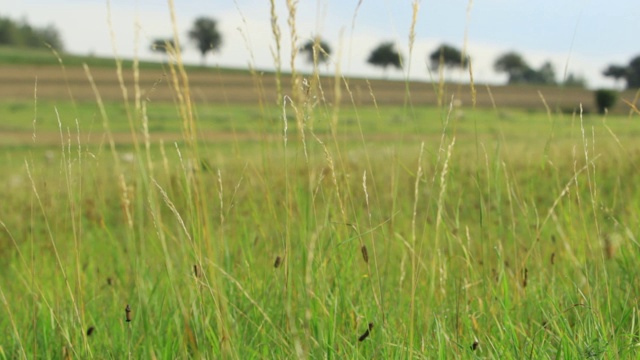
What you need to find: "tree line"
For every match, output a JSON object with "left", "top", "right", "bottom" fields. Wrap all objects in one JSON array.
[
  {"left": 0, "top": 16, "right": 63, "bottom": 50},
  {"left": 169, "top": 17, "right": 636, "bottom": 90},
  {"left": 3, "top": 15, "right": 639, "bottom": 91}
]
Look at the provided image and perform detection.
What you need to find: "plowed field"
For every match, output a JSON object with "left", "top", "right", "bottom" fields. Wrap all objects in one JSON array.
[{"left": 1, "top": 64, "right": 635, "bottom": 113}]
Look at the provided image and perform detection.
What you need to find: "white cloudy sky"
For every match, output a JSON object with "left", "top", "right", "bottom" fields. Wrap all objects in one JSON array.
[{"left": 2, "top": 0, "right": 638, "bottom": 88}]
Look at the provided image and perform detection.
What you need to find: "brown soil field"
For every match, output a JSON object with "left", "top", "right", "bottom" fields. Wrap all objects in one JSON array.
[{"left": 1, "top": 64, "right": 638, "bottom": 113}]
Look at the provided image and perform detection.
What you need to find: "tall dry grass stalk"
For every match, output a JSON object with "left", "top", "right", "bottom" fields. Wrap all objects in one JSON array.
[
  {"left": 579, "top": 104, "right": 601, "bottom": 243},
  {"left": 464, "top": 0, "right": 476, "bottom": 106},
  {"left": 45, "top": 43, "right": 77, "bottom": 108},
  {"left": 285, "top": 0, "right": 300, "bottom": 88},
  {"left": 82, "top": 64, "right": 119, "bottom": 165},
  {"left": 280, "top": 94, "right": 293, "bottom": 295},
  {"left": 31, "top": 77, "right": 37, "bottom": 143},
  {"left": 313, "top": 133, "right": 346, "bottom": 222},
  {"left": 169, "top": 2, "right": 235, "bottom": 353},
  {"left": 0, "top": 238, "right": 26, "bottom": 358},
  {"left": 235, "top": 3, "right": 273, "bottom": 114},
  {"left": 106, "top": 0, "right": 137, "bottom": 151},
  {"left": 404, "top": 0, "right": 420, "bottom": 108},
  {"left": 409, "top": 141, "right": 425, "bottom": 355},
  {"left": 269, "top": 0, "right": 283, "bottom": 105},
  {"left": 434, "top": 137, "right": 456, "bottom": 294},
  {"left": 361, "top": 171, "right": 385, "bottom": 322},
  {"left": 57, "top": 109, "right": 94, "bottom": 354},
  {"left": 25, "top": 160, "right": 82, "bottom": 354}
]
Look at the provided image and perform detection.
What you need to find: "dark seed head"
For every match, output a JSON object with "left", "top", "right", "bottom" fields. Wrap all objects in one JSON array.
[
  {"left": 274, "top": 256, "right": 282, "bottom": 268},
  {"left": 550, "top": 252, "right": 555, "bottom": 265},
  {"left": 193, "top": 264, "right": 199, "bottom": 278},
  {"left": 106, "top": 277, "right": 112, "bottom": 286},
  {"left": 125, "top": 304, "right": 132, "bottom": 322},
  {"left": 358, "top": 322, "right": 374, "bottom": 342},
  {"left": 522, "top": 268, "right": 528, "bottom": 288},
  {"left": 87, "top": 326, "right": 96, "bottom": 336},
  {"left": 471, "top": 339, "right": 479, "bottom": 350},
  {"left": 361, "top": 245, "right": 369, "bottom": 264}
]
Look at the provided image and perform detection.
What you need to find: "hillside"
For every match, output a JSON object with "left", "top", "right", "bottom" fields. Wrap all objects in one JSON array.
[{"left": 0, "top": 47, "right": 637, "bottom": 113}]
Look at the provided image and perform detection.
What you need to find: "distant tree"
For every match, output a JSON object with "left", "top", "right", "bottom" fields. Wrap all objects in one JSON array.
[
  {"left": 429, "top": 44, "right": 468, "bottom": 70},
  {"left": 188, "top": 17, "right": 222, "bottom": 65},
  {"left": 603, "top": 57, "right": 640, "bottom": 89},
  {"left": 494, "top": 52, "right": 530, "bottom": 83},
  {"left": 563, "top": 73, "right": 587, "bottom": 88},
  {"left": 0, "top": 16, "right": 63, "bottom": 50},
  {"left": 627, "top": 56, "right": 640, "bottom": 88},
  {"left": 0, "top": 17, "right": 19, "bottom": 45},
  {"left": 494, "top": 52, "right": 556, "bottom": 85},
  {"left": 150, "top": 38, "right": 179, "bottom": 54},
  {"left": 33, "top": 25, "right": 63, "bottom": 50},
  {"left": 514, "top": 63, "right": 556, "bottom": 85},
  {"left": 536, "top": 61, "right": 556, "bottom": 85},
  {"left": 367, "top": 42, "right": 403, "bottom": 74},
  {"left": 299, "top": 37, "right": 331, "bottom": 65},
  {"left": 603, "top": 64, "right": 628, "bottom": 87}
]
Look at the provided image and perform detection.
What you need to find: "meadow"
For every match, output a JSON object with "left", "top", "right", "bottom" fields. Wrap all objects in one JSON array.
[{"left": 2, "top": 11, "right": 640, "bottom": 360}]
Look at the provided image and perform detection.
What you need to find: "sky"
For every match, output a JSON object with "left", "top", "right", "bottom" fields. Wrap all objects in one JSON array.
[{"left": 2, "top": 0, "right": 638, "bottom": 88}]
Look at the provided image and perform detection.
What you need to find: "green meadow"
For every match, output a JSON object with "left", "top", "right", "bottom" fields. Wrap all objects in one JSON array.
[
  {"left": 2, "top": 88, "right": 640, "bottom": 358},
  {"left": 2, "top": 9, "right": 640, "bottom": 360}
]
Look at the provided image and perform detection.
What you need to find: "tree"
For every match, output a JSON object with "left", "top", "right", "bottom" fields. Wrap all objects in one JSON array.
[
  {"left": 429, "top": 44, "right": 468, "bottom": 70},
  {"left": 494, "top": 52, "right": 555, "bottom": 85},
  {"left": 188, "top": 17, "right": 222, "bottom": 65},
  {"left": 299, "top": 37, "right": 331, "bottom": 65},
  {"left": 603, "top": 56, "right": 640, "bottom": 89},
  {"left": 603, "top": 64, "right": 627, "bottom": 89},
  {"left": 0, "top": 17, "right": 19, "bottom": 46},
  {"left": 536, "top": 61, "right": 556, "bottom": 85},
  {"left": 494, "top": 52, "right": 530, "bottom": 83},
  {"left": 0, "top": 16, "right": 63, "bottom": 50},
  {"left": 33, "top": 25, "right": 63, "bottom": 50},
  {"left": 367, "top": 42, "right": 403, "bottom": 73},
  {"left": 150, "top": 38, "right": 179, "bottom": 54},
  {"left": 563, "top": 73, "right": 587, "bottom": 88},
  {"left": 602, "top": 64, "right": 628, "bottom": 86},
  {"left": 594, "top": 89, "right": 618, "bottom": 114},
  {"left": 627, "top": 56, "right": 640, "bottom": 88}
]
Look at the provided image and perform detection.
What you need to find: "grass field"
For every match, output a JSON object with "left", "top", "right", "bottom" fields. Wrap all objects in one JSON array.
[
  {"left": 2, "top": 46, "right": 640, "bottom": 113},
  {"left": 2, "top": 6, "right": 640, "bottom": 359}
]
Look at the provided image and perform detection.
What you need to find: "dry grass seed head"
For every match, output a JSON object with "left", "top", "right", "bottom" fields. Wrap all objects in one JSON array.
[
  {"left": 62, "top": 346, "right": 71, "bottom": 360},
  {"left": 604, "top": 234, "right": 616, "bottom": 259}
]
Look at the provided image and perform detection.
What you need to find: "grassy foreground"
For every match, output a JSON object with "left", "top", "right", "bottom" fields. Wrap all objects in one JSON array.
[{"left": 1, "top": 81, "right": 640, "bottom": 359}]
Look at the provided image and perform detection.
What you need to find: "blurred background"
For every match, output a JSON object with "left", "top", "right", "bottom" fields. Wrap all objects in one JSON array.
[{"left": 2, "top": 0, "right": 638, "bottom": 88}]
